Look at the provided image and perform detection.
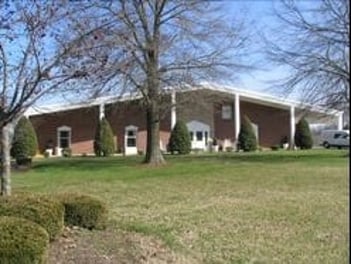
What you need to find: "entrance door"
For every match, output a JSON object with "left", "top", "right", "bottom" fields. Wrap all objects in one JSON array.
[
  {"left": 125, "top": 125, "right": 138, "bottom": 155},
  {"left": 56, "top": 126, "right": 71, "bottom": 156},
  {"left": 187, "top": 120, "right": 210, "bottom": 150}
]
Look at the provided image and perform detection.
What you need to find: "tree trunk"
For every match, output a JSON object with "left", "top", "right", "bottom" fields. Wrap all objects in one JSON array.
[
  {"left": 1, "top": 124, "right": 12, "bottom": 196},
  {"left": 144, "top": 102, "right": 165, "bottom": 165}
]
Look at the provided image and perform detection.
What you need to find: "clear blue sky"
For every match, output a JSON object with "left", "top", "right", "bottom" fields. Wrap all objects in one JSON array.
[
  {"left": 44, "top": 1, "right": 286, "bottom": 105},
  {"left": 40, "top": 1, "right": 316, "bottom": 105},
  {"left": 220, "top": 0, "right": 289, "bottom": 96}
]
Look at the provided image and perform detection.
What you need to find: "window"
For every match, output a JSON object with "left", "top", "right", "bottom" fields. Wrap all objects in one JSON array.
[
  {"left": 196, "top": 131, "right": 203, "bottom": 141},
  {"left": 189, "top": 132, "right": 194, "bottom": 140},
  {"left": 126, "top": 130, "right": 136, "bottom": 147},
  {"left": 222, "top": 105, "right": 232, "bottom": 120},
  {"left": 125, "top": 126, "right": 138, "bottom": 148},
  {"left": 127, "top": 138, "right": 136, "bottom": 147},
  {"left": 205, "top": 131, "right": 208, "bottom": 145},
  {"left": 57, "top": 126, "right": 71, "bottom": 148},
  {"left": 334, "top": 133, "right": 342, "bottom": 139}
]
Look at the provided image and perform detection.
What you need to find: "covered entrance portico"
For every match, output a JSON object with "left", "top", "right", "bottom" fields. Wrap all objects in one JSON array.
[{"left": 186, "top": 120, "right": 210, "bottom": 150}]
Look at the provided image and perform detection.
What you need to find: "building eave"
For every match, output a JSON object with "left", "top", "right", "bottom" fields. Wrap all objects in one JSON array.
[
  {"left": 25, "top": 92, "right": 141, "bottom": 116},
  {"left": 197, "top": 82, "right": 341, "bottom": 117},
  {"left": 25, "top": 83, "right": 341, "bottom": 117}
]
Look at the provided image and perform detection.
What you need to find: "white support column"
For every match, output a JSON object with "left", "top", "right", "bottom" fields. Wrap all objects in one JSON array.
[
  {"left": 290, "top": 105, "right": 295, "bottom": 149},
  {"left": 234, "top": 93, "right": 240, "bottom": 146},
  {"left": 337, "top": 112, "right": 343, "bottom": 130},
  {"left": 171, "top": 90, "right": 176, "bottom": 130},
  {"left": 99, "top": 103, "right": 105, "bottom": 120}
]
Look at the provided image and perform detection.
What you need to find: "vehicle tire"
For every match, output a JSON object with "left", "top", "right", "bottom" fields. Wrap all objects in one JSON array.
[
  {"left": 337, "top": 146, "right": 342, "bottom": 150},
  {"left": 323, "top": 142, "right": 330, "bottom": 149}
]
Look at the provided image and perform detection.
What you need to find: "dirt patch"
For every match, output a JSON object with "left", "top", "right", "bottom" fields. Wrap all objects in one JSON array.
[{"left": 49, "top": 226, "right": 197, "bottom": 264}]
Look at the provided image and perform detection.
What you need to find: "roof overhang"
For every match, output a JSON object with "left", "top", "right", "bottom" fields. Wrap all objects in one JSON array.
[{"left": 25, "top": 83, "right": 342, "bottom": 118}]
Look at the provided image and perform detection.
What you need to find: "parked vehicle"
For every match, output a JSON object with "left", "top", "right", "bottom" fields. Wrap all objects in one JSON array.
[{"left": 320, "top": 130, "right": 349, "bottom": 149}]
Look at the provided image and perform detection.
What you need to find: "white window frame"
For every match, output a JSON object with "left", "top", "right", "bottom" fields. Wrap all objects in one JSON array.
[
  {"left": 57, "top": 126, "right": 71, "bottom": 149},
  {"left": 126, "top": 127, "right": 137, "bottom": 147},
  {"left": 222, "top": 105, "right": 232, "bottom": 120},
  {"left": 125, "top": 125, "right": 138, "bottom": 155}
]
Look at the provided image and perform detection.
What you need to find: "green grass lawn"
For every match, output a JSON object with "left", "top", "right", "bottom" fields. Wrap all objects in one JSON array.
[{"left": 12, "top": 150, "right": 349, "bottom": 263}]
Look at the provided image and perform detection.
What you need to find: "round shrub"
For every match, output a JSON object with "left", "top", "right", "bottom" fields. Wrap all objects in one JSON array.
[
  {"left": 11, "top": 116, "right": 38, "bottom": 165},
  {"left": 168, "top": 121, "right": 191, "bottom": 154},
  {"left": 94, "top": 118, "right": 115, "bottom": 157},
  {"left": 238, "top": 115, "right": 257, "bottom": 152},
  {"left": 56, "top": 193, "right": 108, "bottom": 230},
  {"left": 0, "top": 194, "right": 64, "bottom": 241},
  {"left": 294, "top": 118, "right": 313, "bottom": 149},
  {"left": 0, "top": 216, "right": 49, "bottom": 264}
]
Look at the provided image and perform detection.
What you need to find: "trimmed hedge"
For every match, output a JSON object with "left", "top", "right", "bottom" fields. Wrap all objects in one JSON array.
[
  {"left": 0, "top": 194, "right": 64, "bottom": 241},
  {"left": 94, "top": 118, "right": 115, "bottom": 157},
  {"left": 238, "top": 115, "right": 257, "bottom": 152},
  {"left": 294, "top": 118, "right": 313, "bottom": 149},
  {"left": 168, "top": 121, "right": 191, "bottom": 154},
  {"left": 0, "top": 216, "right": 49, "bottom": 264},
  {"left": 56, "top": 193, "right": 108, "bottom": 230},
  {"left": 11, "top": 116, "right": 38, "bottom": 164}
]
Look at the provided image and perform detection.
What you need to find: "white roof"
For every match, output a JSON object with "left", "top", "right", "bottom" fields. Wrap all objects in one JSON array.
[
  {"left": 199, "top": 83, "right": 341, "bottom": 116},
  {"left": 25, "top": 83, "right": 342, "bottom": 117},
  {"left": 25, "top": 92, "right": 140, "bottom": 116}
]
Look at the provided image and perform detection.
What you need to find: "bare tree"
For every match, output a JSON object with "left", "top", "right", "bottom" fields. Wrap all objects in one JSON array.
[
  {"left": 264, "top": 0, "right": 349, "bottom": 110},
  {"left": 0, "top": 1, "right": 92, "bottom": 196},
  {"left": 67, "top": 0, "right": 250, "bottom": 165}
]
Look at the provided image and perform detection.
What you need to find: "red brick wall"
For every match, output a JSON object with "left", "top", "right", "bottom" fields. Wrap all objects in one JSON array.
[
  {"left": 213, "top": 102, "right": 235, "bottom": 141},
  {"left": 213, "top": 100, "right": 290, "bottom": 147},
  {"left": 30, "top": 93, "right": 289, "bottom": 154},
  {"left": 31, "top": 100, "right": 172, "bottom": 155},
  {"left": 30, "top": 106, "right": 99, "bottom": 155},
  {"left": 240, "top": 101, "right": 290, "bottom": 147},
  {"left": 105, "top": 100, "right": 171, "bottom": 153}
]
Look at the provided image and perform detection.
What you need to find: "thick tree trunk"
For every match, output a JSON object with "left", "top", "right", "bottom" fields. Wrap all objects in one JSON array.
[
  {"left": 1, "top": 124, "right": 12, "bottom": 196},
  {"left": 144, "top": 102, "right": 165, "bottom": 165}
]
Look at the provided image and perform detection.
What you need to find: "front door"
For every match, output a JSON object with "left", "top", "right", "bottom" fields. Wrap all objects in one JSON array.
[
  {"left": 125, "top": 125, "right": 138, "bottom": 155},
  {"left": 187, "top": 120, "right": 210, "bottom": 150}
]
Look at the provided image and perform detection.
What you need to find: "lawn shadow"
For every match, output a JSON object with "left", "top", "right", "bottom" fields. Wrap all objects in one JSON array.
[
  {"left": 32, "top": 156, "right": 142, "bottom": 172},
  {"left": 166, "top": 149, "right": 349, "bottom": 164},
  {"left": 31, "top": 150, "right": 348, "bottom": 173}
]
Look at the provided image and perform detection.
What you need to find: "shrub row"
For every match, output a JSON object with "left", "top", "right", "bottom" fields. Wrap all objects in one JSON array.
[
  {"left": 0, "top": 194, "right": 64, "bottom": 241},
  {"left": 0, "top": 216, "right": 49, "bottom": 264},
  {"left": 0, "top": 192, "right": 108, "bottom": 264},
  {"left": 56, "top": 193, "right": 108, "bottom": 230}
]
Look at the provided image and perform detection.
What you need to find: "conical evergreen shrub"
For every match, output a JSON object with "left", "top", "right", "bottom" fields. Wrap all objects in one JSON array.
[
  {"left": 294, "top": 118, "right": 313, "bottom": 149},
  {"left": 94, "top": 118, "right": 115, "bottom": 157},
  {"left": 11, "top": 117, "right": 38, "bottom": 163},
  {"left": 169, "top": 121, "right": 191, "bottom": 154},
  {"left": 238, "top": 115, "right": 257, "bottom": 152}
]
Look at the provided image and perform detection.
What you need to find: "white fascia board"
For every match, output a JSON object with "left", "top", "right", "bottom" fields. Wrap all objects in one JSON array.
[
  {"left": 25, "top": 82, "right": 340, "bottom": 118},
  {"left": 26, "top": 92, "right": 141, "bottom": 116},
  {"left": 198, "top": 82, "right": 340, "bottom": 116}
]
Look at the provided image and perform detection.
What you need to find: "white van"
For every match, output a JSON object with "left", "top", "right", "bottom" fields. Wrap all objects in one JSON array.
[{"left": 320, "top": 130, "right": 349, "bottom": 149}]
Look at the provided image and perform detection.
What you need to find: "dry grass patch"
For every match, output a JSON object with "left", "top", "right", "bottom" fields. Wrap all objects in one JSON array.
[{"left": 49, "top": 226, "right": 198, "bottom": 264}]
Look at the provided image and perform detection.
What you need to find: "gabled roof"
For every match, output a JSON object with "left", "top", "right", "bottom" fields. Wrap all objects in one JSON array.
[{"left": 25, "top": 83, "right": 342, "bottom": 117}]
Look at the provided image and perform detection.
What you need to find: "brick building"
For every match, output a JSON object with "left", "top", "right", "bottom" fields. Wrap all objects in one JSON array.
[{"left": 26, "top": 84, "right": 343, "bottom": 156}]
